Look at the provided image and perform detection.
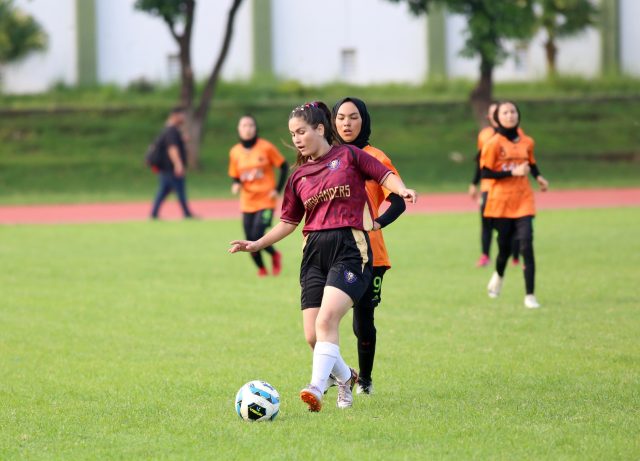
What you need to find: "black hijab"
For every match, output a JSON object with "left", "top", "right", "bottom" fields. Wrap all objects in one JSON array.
[
  {"left": 331, "top": 97, "right": 371, "bottom": 149},
  {"left": 493, "top": 101, "right": 521, "bottom": 142},
  {"left": 239, "top": 114, "right": 259, "bottom": 149}
]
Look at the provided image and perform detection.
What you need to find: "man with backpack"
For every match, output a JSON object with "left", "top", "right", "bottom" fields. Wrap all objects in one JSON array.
[{"left": 149, "top": 106, "right": 196, "bottom": 220}]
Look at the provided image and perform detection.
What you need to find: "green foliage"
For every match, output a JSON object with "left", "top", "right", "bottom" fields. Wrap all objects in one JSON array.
[
  {"left": 535, "top": 0, "right": 598, "bottom": 76},
  {"left": 0, "top": 0, "right": 47, "bottom": 65},
  {"left": 444, "top": 0, "right": 536, "bottom": 68},
  {"left": 134, "top": 0, "right": 189, "bottom": 22},
  {"left": 536, "top": 0, "right": 598, "bottom": 38},
  {"left": 1, "top": 209, "right": 639, "bottom": 459}
]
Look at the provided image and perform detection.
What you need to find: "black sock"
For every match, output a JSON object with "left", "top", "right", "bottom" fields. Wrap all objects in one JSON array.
[{"left": 357, "top": 340, "right": 376, "bottom": 383}]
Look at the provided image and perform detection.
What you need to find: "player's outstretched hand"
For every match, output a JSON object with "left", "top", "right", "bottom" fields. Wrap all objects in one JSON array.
[
  {"left": 400, "top": 188, "right": 417, "bottom": 204},
  {"left": 468, "top": 184, "right": 480, "bottom": 201},
  {"left": 229, "top": 240, "right": 257, "bottom": 253},
  {"left": 537, "top": 175, "right": 549, "bottom": 192}
]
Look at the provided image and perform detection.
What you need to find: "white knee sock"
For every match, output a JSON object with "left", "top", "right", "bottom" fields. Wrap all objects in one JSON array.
[
  {"left": 311, "top": 341, "right": 339, "bottom": 391},
  {"left": 331, "top": 353, "right": 351, "bottom": 383}
]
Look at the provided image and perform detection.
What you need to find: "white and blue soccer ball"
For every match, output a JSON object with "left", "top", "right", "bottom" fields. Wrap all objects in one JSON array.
[{"left": 235, "top": 380, "right": 280, "bottom": 422}]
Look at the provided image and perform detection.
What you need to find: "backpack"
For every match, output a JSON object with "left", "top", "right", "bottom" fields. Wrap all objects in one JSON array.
[{"left": 144, "top": 130, "right": 167, "bottom": 172}]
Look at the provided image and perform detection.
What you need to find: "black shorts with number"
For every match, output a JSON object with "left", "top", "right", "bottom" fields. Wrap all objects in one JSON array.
[
  {"left": 355, "top": 266, "right": 388, "bottom": 310},
  {"left": 300, "top": 228, "right": 373, "bottom": 309}
]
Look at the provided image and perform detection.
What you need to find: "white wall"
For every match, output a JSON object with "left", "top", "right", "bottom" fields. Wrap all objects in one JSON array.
[
  {"left": 96, "top": 0, "right": 252, "bottom": 85},
  {"left": 554, "top": 28, "right": 601, "bottom": 77},
  {"left": 445, "top": 14, "right": 478, "bottom": 80},
  {"left": 620, "top": 0, "right": 640, "bottom": 75},
  {"left": 271, "top": 0, "right": 426, "bottom": 85},
  {"left": 2, "top": 0, "right": 77, "bottom": 94},
  {"left": 2, "top": 0, "right": 638, "bottom": 94},
  {"left": 190, "top": 0, "right": 252, "bottom": 81}
]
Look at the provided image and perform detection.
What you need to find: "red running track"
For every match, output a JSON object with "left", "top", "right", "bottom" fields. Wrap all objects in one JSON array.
[{"left": 0, "top": 188, "right": 638, "bottom": 225}]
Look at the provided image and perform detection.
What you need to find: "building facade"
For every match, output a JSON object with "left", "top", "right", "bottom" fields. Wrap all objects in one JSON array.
[{"left": 2, "top": 0, "right": 637, "bottom": 94}]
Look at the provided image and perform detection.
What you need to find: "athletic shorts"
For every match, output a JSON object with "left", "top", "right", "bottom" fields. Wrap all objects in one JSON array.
[
  {"left": 299, "top": 228, "right": 372, "bottom": 309},
  {"left": 354, "top": 266, "right": 388, "bottom": 310}
]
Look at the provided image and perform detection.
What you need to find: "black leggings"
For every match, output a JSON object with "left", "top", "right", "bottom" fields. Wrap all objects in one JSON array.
[
  {"left": 493, "top": 216, "right": 535, "bottom": 294},
  {"left": 480, "top": 192, "right": 493, "bottom": 255},
  {"left": 243, "top": 210, "right": 275, "bottom": 268},
  {"left": 480, "top": 192, "right": 518, "bottom": 259},
  {"left": 352, "top": 266, "right": 387, "bottom": 382}
]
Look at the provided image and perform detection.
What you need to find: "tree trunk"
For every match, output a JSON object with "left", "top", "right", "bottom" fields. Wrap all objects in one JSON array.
[
  {"left": 177, "top": 0, "right": 197, "bottom": 166},
  {"left": 193, "top": 0, "right": 243, "bottom": 160},
  {"left": 179, "top": 45, "right": 195, "bottom": 111},
  {"left": 186, "top": 113, "right": 203, "bottom": 171},
  {"left": 470, "top": 56, "right": 494, "bottom": 127},
  {"left": 151, "top": 0, "right": 242, "bottom": 169}
]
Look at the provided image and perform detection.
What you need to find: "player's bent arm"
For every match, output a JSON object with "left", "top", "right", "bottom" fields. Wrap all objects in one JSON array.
[
  {"left": 168, "top": 145, "right": 184, "bottom": 173},
  {"left": 229, "top": 221, "right": 297, "bottom": 253},
  {"left": 375, "top": 193, "right": 406, "bottom": 229},
  {"left": 381, "top": 173, "right": 417, "bottom": 203}
]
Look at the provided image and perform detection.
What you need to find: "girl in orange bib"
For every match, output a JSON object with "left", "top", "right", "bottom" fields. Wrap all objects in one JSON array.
[
  {"left": 480, "top": 101, "right": 549, "bottom": 308},
  {"left": 228, "top": 115, "right": 289, "bottom": 277}
]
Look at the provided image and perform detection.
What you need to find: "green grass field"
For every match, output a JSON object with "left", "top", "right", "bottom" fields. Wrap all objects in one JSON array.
[
  {"left": 1, "top": 95, "right": 639, "bottom": 205},
  {"left": 1, "top": 208, "right": 639, "bottom": 460}
]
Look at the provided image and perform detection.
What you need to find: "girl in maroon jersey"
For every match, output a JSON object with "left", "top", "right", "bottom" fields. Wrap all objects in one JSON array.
[{"left": 229, "top": 101, "right": 416, "bottom": 412}]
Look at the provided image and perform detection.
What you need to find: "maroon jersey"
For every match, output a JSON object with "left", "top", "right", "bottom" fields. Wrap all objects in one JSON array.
[{"left": 280, "top": 145, "right": 392, "bottom": 234}]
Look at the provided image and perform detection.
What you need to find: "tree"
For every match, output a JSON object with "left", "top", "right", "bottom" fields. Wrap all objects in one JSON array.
[
  {"left": 0, "top": 0, "right": 47, "bottom": 88},
  {"left": 387, "top": 0, "right": 536, "bottom": 125},
  {"left": 534, "top": 0, "right": 598, "bottom": 78},
  {"left": 135, "top": 0, "right": 244, "bottom": 168}
]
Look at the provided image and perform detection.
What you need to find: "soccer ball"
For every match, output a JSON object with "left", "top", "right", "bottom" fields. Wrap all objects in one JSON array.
[{"left": 235, "top": 380, "right": 280, "bottom": 422}]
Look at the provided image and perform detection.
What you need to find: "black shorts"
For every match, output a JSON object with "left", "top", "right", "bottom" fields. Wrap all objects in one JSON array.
[
  {"left": 355, "top": 266, "right": 388, "bottom": 310},
  {"left": 299, "top": 228, "right": 372, "bottom": 309}
]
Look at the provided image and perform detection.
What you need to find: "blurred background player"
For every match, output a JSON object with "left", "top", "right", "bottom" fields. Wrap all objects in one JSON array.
[
  {"left": 469, "top": 102, "right": 498, "bottom": 267},
  {"left": 332, "top": 97, "right": 406, "bottom": 395},
  {"left": 228, "top": 115, "right": 289, "bottom": 276},
  {"left": 480, "top": 101, "right": 549, "bottom": 309},
  {"left": 150, "top": 106, "right": 195, "bottom": 219},
  {"left": 470, "top": 102, "right": 521, "bottom": 268}
]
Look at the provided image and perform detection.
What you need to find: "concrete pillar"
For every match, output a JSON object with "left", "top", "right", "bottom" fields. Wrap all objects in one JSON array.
[
  {"left": 427, "top": 4, "right": 447, "bottom": 81},
  {"left": 252, "top": 0, "right": 273, "bottom": 78},
  {"left": 600, "top": 0, "right": 620, "bottom": 76},
  {"left": 76, "top": 0, "right": 97, "bottom": 86}
]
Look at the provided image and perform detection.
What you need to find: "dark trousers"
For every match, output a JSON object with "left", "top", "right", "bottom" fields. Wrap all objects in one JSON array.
[
  {"left": 493, "top": 216, "right": 535, "bottom": 294},
  {"left": 150, "top": 172, "right": 192, "bottom": 218},
  {"left": 242, "top": 210, "right": 275, "bottom": 268},
  {"left": 480, "top": 192, "right": 493, "bottom": 255},
  {"left": 481, "top": 191, "right": 519, "bottom": 259}
]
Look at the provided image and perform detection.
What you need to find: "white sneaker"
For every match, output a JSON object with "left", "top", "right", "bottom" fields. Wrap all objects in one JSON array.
[
  {"left": 524, "top": 294, "right": 541, "bottom": 309},
  {"left": 337, "top": 368, "right": 358, "bottom": 409},
  {"left": 356, "top": 379, "right": 374, "bottom": 395},
  {"left": 487, "top": 272, "right": 503, "bottom": 298}
]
